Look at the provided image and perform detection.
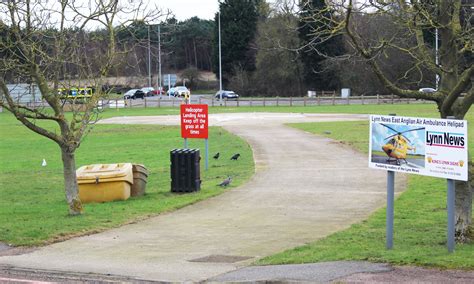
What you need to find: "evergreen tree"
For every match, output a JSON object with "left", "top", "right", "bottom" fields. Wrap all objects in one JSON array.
[
  {"left": 212, "top": 0, "right": 259, "bottom": 84},
  {"left": 298, "top": 0, "right": 344, "bottom": 91}
]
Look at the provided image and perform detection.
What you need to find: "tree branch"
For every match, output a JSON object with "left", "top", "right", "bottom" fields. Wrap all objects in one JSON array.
[
  {"left": 458, "top": 86, "right": 474, "bottom": 118},
  {"left": 0, "top": 78, "right": 63, "bottom": 145},
  {"left": 442, "top": 64, "right": 474, "bottom": 115}
]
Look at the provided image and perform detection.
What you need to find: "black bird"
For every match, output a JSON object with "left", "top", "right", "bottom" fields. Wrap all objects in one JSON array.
[
  {"left": 218, "top": 176, "right": 232, "bottom": 187},
  {"left": 230, "top": 153, "right": 240, "bottom": 160},
  {"left": 213, "top": 152, "right": 220, "bottom": 160}
]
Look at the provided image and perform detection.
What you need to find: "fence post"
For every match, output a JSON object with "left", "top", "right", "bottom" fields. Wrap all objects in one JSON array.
[
  {"left": 304, "top": 97, "right": 306, "bottom": 107},
  {"left": 290, "top": 97, "right": 293, "bottom": 107},
  {"left": 224, "top": 99, "right": 227, "bottom": 107},
  {"left": 332, "top": 94, "right": 335, "bottom": 105},
  {"left": 263, "top": 97, "right": 266, "bottom": 107},
  {"left": 361, "top": 95, "right": 364, "bottom": 105},
  {"left": 250, "top": 99, "right": 252, "bottom": 107},
  {"left": 237, "top": 98, "right": 239, "bottom": 107},
  {"left": 391, "top": 94, "right": 394, "bottom": 104},
  {"left": 144, "top": 97, "right": 147, "bottom": 108},
  {"left": 212, "top": 98, "right": 214, "bottom": 107},
  {"left": 199, "top": 96, "right": 202, "bottom": 104},
  {"left": 377, "top": 94, "right": 380, "bottom": 104},
  {"left": 347, "top": 96, "right": 350, "bottom": 105},
  {"left": 317, "top": 96, "right": 320, "bottom": 106},
  {"left": 172, "top": 99, "right": 175, "bottom": 108},
  {"left": 158, "top": 98, "right": 161, "bottom": 108},
  {"left": 276, "top": 97, "right": 279, "bottom": 107}
]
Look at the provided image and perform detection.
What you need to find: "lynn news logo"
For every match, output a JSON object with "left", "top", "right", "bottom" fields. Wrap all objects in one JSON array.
[{"left": 426, "top": 131, "right": 465, "bottom": 149}]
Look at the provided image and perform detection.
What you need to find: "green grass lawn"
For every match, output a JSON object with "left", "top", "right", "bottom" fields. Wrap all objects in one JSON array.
[
  {"left": 1, "top": 101, "right": 472, "bottom": 268},
  {"left": 0, "top": 113, "right": 254, "bottom": 246},
  {"left": 256, "top": 109, "right": 474, "bottom": 269}
]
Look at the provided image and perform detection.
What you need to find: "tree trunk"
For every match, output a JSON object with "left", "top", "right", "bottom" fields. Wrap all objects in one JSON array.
[
  {"left": 193, "top": 39, "right": 198, "bottom": 68},
  {"left": 454, "top": 160, "right": 473, "bottom": 243},
  {"left": 61, "top": 147, "right": 83, "bottom": 215}
]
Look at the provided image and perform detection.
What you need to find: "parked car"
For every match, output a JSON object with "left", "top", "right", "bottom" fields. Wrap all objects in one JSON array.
[
  {"left": 215, "top": 90, "right": 239, "bottom": 100},
  {"left": 418, "top": 87, "right": 436, "bottom": 93},
  {"left": 141, "top": 87, "right": 155, "bottom": 97},
  {"left": 146, "top": 88, "right": 164, "bottom": 97},
  {"left": 123, "top": 89, "right": 138, "bottom": 99},
  {"left": 173, "top": 86, "right": 190, "bottom": 97},
  {"left": 167, "top": 87, "right": 176, "bottom": 96},
  {"left": 133, "top": 90, "right": 145, "bottom": 99},
  {"left": 123, "top": 89, "right": 145, "bottom": 99}
]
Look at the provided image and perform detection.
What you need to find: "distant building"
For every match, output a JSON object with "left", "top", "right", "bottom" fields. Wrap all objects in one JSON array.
[{"left": 6, "top": 83, "right": 43, "bottom": 103}]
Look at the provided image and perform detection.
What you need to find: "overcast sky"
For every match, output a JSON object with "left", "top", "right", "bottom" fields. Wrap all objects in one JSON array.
[
  {"left": 153, "top": 0, "right": 220, "bottom": 21},
  {"left": 153, "top": 0, "right": 277, "bottom": 21}
]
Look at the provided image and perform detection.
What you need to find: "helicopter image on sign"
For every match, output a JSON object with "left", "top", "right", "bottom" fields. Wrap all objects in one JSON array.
[{"left": 380, "top": 123, "right": 425, "bottom": 165}]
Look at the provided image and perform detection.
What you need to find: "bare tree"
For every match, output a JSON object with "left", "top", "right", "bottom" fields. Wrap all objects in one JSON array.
[
  {"left": 0, "top": 0, "right": 161, "bottom": 215},
  {"left": 300, "top": 0, "right": 472, "bottom": 241},
  {"left": 255, "top": 1, "right": 304, "bottom": 96}
]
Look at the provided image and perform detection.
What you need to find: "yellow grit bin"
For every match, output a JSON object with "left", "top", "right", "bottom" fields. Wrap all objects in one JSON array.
[{"left": 76, "top": 163, "right": 134, "bottom": 203}]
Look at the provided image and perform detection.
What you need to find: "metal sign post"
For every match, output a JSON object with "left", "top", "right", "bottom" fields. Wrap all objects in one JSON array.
[
  {"left": 168, "top": 74, "right": 171, "bottom": 98},
  {"left": 184, "top": 99, "right": 189, "bottom": 149},
  {"left": 386, "top": 170, "right": 395, "bottom": 249},
  {"left": 205, "top": 139, "right": 209, "bottom": 170},
  {"left": 447, "top": 179, "right": 455, "bottom": 253},
  {"left": 386, "top": 113, "right": 396, "bottom": 249}
]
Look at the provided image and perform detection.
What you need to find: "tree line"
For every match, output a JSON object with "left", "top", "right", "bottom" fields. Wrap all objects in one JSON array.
[{"left": 0, "top": 0, "right": 445, "bottom": 96}]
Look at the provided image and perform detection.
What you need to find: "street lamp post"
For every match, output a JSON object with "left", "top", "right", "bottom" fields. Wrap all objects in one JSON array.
[
  {"left": 158, "top": 24, "right": 162, "bottom": 92},
  {"left": 218, "top": 10, "right": 223, "bottom": 103},
  {"left": 147, "top": 25, "right": 152, "bottom": 87},
  {"left": 435, "top": 28, "right": 439, "bottom": 90}
]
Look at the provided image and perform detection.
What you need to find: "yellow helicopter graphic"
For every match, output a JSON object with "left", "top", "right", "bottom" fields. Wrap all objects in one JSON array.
[{"left": 380, "top": 124, "right": 424, "bottom": 165}]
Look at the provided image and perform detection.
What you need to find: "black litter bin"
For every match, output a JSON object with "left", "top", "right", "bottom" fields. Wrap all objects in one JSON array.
[{"left": 170, "top": 149, "right": 201, "bottom": 193}]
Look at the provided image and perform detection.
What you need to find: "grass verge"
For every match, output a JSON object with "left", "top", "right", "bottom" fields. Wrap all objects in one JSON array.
[
  {"left": 0, "top": 113, "right": 253, "bottom": 246},
  {"left": 256, "top": 112, "right": 473, "bottom": 269}
]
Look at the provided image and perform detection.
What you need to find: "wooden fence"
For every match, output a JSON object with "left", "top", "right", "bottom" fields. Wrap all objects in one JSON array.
[
  {"left": 118, "top": 94, "right": 430, "bottom": 109},
  {"left": 20, "top": 94, "right": 432, "bottom": 110}
]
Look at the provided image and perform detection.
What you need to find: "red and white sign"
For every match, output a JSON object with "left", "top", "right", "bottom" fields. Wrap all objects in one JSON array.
[{"left": 180, "top": 104, "right": 208, "bottom": 139}]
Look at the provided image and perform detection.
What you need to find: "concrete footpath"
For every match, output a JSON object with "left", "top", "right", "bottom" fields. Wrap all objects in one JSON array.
[{"left": 0, "top": 113, "right": 406, "bottom": 282}]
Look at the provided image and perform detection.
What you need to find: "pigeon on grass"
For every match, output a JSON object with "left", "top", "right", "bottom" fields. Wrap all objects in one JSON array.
[
  {"left": 218, "top": 176, "right": 232, "bottom": 187},
  {"left": 213, "top": 152, "right": 220, "bottom": 160}
]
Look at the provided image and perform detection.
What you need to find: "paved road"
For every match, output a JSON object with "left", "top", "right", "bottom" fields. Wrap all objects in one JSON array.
[{"left": 0, "top": 113, "right": 406, "bottom": 282}]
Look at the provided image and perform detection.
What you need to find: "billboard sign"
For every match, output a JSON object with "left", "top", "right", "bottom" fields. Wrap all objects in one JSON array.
[
  {"left": 180, "top": 104, "right": 208, "bottom": 139},
  {"left": 369, "top": 115, "right": 468, "bottom": 181}
]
